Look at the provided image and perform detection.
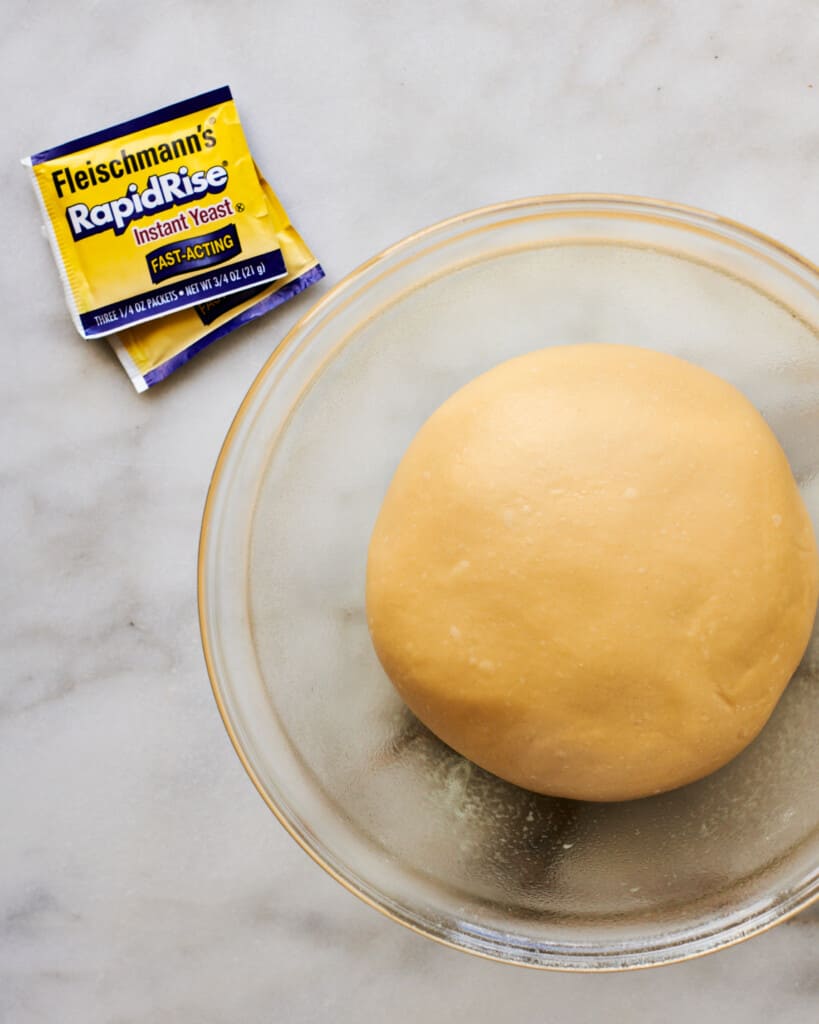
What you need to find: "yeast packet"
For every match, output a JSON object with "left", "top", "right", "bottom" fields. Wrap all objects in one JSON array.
[{"left": 24, "top": 87, "right": 287, "bottom": 338}]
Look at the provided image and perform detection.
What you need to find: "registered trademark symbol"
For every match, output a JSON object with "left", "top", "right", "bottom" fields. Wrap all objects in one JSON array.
[
  {"left": 222, "top": 159, "right": 229, "bottom": 167},
  {"left": 236, "top": 203, "right": 245, "bottom": 212}
]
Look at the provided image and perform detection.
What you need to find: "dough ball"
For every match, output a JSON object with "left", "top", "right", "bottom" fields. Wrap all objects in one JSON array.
[{"left": 366, "top": 344, "right": 818, "bottom": 801}]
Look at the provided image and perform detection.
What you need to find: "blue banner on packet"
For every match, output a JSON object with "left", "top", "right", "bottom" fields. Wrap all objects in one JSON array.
[{"left": 147, "top": 223, "right": 246, "bottom": 283}]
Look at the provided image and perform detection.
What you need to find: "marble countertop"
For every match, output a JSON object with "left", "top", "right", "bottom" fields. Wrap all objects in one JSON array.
[{"left": 3, "top": 1, "right": 818, "bottom": 1020}]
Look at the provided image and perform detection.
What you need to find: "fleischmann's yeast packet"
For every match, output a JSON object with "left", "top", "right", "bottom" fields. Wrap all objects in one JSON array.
[
  {"left": 108, "top": 170, "right": 324, "bottom": 392},
  {"left": 24, "top": 87, "right": 288, "bottom": 339}
]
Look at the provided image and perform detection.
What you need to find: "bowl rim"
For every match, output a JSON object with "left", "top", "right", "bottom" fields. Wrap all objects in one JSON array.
[{"left": 198, "top": 192, "right": 819, "bottom": 971}]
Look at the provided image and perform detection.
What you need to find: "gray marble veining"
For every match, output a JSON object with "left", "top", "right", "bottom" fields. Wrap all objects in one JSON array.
[{"left": 2, "top": 1, "right": 818, "bottom": 1021}]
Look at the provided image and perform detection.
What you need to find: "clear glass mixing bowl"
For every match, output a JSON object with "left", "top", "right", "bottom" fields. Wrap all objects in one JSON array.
[{"left": 198, "top": 195, "right": 819, "bottom": 970}]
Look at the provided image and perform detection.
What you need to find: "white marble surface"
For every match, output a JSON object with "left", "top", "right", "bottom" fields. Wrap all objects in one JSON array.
[{"left": 2, "top": 1, "right": 818, "bottom": 1020}]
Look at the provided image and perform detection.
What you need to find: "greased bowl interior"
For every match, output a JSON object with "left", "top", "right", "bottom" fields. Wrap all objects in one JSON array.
[{"left": 199, "top": 196, "right": 819, "bottom": 970}]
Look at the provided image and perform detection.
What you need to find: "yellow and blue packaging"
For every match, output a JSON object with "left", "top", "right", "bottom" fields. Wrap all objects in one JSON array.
[{"left": 24, "top": 87, "right": 323, "bottom": 390}]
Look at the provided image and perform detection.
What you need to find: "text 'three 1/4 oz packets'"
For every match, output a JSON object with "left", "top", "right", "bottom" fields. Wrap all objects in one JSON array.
[{"left": 23, "top": 86, "right": 290, "bottom": 339}]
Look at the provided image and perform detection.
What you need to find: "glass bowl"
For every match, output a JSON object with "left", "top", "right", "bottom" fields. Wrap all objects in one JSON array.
[{"left": 198, "top": 195, "right": 819, "bottom": 970}]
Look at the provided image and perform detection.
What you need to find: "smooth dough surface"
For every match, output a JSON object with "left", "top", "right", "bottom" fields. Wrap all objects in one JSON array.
[{"left": 366, "top": 344, "right": 819, "bottom": 801}]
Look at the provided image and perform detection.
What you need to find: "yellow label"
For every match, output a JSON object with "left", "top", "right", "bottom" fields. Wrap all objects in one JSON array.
[
  {"left": 25, "top": 87, "right": 286, "bottom": 339},
  {"left": 108, "top": 170, "right": 323, "bottom": 392}
]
